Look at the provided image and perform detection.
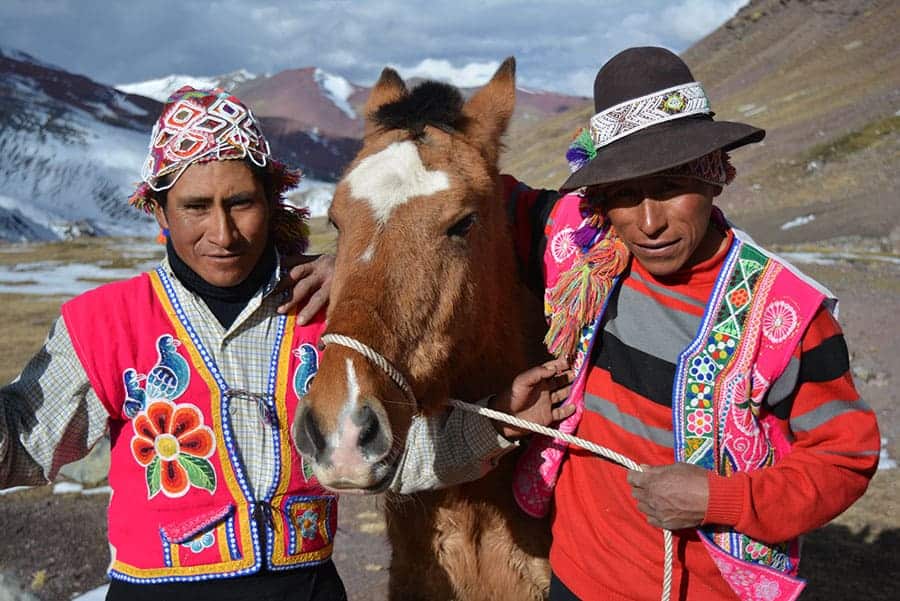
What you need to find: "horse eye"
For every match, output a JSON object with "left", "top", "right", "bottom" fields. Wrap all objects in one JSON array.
[{"left": 446, "top": 213, "right": 477, "bottom": 238}]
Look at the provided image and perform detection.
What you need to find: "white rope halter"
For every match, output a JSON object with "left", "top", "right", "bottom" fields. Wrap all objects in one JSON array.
[{"left": 319, "top": 332, "right": 674, "bottom": 601}]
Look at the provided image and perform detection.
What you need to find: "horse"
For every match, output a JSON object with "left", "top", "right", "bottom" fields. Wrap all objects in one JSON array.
[{"left": 292, "top": 58, "right": 551, "bottom": 600}]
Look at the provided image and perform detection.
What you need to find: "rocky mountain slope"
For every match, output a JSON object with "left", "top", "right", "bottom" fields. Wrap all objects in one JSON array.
[
  {"left": 0, "top": 48, "right": 158, "bottom": 241},
  {"left": 500, "top": 0, "right": 899, "bottom": 249}
]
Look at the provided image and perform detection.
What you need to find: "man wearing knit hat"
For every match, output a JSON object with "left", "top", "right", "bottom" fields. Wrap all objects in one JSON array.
[{"left": 0, "top": 86, "right": 346, "bottom": 600}]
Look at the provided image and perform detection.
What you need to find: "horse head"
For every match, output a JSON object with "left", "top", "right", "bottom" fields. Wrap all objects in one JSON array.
[{"left": 293, "top": 59, "right": 536, "bottom": 492}]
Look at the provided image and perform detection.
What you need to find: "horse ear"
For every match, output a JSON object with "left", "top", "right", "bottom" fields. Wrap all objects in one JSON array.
[
  {"left": 364, "top": 68, "right": 408, "bottom": 137},
  {"left": 461, "top": 57, "right": 516, "bottom": 165}
]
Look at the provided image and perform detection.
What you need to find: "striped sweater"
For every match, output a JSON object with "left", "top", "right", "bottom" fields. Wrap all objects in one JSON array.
[{"left": 502, "top": 177, "right": 880, "bottom": 600}]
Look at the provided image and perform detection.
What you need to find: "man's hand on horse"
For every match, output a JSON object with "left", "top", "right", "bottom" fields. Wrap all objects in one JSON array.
[
  {"left": 490, "top": 357, "right": 575, "bottom": 439},
  {"left": 276, "top": 253, "right": 335, "bottom": 323},
  {"left": 627, "top": 463, "right": 709, "bottom": 530}
]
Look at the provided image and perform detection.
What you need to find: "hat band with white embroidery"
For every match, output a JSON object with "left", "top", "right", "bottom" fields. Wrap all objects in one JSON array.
[{"left": 589, "top": 81, "right": 710, "bottom": 149}]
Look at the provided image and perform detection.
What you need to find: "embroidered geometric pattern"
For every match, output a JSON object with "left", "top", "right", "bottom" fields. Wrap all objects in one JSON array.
[
  {"left": 589, "top": 82, "right": 710, "bottom": 149},
  {"left": 141, "top": 89, "right": 272, "bottom": 192},
  {"left": 679, "top": 243, "right": 766, "bottom": 470},
  {"left": 675, "top": 242, "right": 800, "bottom": 577}
]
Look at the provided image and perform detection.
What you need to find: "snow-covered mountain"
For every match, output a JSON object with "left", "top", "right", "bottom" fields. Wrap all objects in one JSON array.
[
  {"left": 232, "top": 67, "right": 365, "bottom": 139},
  {"left": 0, "top": 47, "right": 160, "bottom": 241},
  {"left": 116, "top": 69, "right": 257, "bottom": 103},
  {"left": 0, "top": 49, "right": 586, "bottom": 243},
  {"left": 0, "top": 51, "right": 363, "bottom": 242}
]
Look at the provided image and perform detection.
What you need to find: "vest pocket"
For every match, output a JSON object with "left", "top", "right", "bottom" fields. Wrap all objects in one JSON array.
[
  {"left": 159, "top": 504, "right": 240, "bottom": 568},
  {"left": 275, "top": 494, "right": 337, "bottom": 563}
]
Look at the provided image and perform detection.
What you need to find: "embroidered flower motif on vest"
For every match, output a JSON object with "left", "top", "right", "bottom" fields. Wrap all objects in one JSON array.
[
  {"left": 298, "top": 509, "right": 319, "bottom": 540},
  {"left": 550, "top": 226, "right": 577, "bottom": 263},
  {"left": 762, "top": 299, "right": 799, "bottom": 344},
  {"left": 131, "top": 399, "right": 217, "bottom": 498}
]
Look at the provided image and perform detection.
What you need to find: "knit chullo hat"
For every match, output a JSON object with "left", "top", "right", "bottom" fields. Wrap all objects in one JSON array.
[
  {"left": 561, "top": 47, "right": 765, "bottom": 191},
  {"left": 129, "top": 86, "right": 310, "bottom": 254}
]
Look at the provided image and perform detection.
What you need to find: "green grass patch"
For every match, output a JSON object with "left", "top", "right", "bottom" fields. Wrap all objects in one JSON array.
[
  {"left": 0, "top": 237, "right": 162, "bottom": 269},
  {"left": 308, "top": 216, "right": 337, "bottom": 254},
  {"left": 804, "top": 115, "right": 900, "bottom": 164},
  {"left": 0, "top": 294, "right": 65, "bottom": 384}
]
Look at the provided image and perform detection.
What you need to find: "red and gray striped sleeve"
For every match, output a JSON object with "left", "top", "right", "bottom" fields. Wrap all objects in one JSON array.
[{"left": 703, "top": 307, "right": 881, "bottom": 543}]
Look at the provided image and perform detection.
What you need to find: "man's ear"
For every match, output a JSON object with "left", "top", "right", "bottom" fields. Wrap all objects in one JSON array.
[{"left": 153, "top": 201, "right": 169, "bottom": 230}]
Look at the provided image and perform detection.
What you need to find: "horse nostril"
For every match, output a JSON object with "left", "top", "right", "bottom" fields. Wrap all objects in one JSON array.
[
  {"left": 355, "top": 405, "right": 389, "bottom": 459},
  {"left": 294, "top": 406, "right": 327, "bottom": 460}
]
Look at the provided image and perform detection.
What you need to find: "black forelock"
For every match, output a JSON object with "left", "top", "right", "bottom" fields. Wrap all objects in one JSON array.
[{"left": 370, "top": 81, "right": 469, "bottom": 138}]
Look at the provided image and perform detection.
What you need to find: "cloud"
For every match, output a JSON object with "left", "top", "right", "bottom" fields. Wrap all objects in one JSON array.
[
  {"left": 392, "top": 59, "right": 502, "bottom": 88},
  {"left": 663, "top": 0, "right": 747, "bottom": 42},
  {"left": 0, "top": 1, "right": 749, "bottom": 96}
]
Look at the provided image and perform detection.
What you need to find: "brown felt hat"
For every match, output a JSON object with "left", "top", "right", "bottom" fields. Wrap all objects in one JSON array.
[{"left": 560, "top": 47, "right": 765, "bottom": 191}]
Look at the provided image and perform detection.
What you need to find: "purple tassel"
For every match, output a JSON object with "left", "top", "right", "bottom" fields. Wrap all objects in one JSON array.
[
  {"left": 566, "top": 147, "right": 591, "bottom": 173},
  {"left": 572, "top": 224, "right": 599, "bottom": 248}
]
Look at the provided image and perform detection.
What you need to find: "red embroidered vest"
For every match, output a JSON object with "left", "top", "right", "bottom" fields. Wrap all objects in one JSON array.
[{"left": 62, "top": 267, "right": 336, "bottom": 583}]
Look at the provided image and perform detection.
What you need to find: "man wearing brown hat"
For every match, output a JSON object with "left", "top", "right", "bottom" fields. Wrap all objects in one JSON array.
[{"left": 493, "top": 47, "right": 880, "bottom": 600}]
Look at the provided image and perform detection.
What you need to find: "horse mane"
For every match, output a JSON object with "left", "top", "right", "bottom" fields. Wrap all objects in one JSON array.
[{"left": 370, "top": 81, "right": 469, "bottom": 137}]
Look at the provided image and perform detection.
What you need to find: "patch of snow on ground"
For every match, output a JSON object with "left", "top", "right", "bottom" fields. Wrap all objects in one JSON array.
[
  {"left": 52, "top": 482, "right": 84, "bottom": 494},
  {"left": 286, "top": 179, "right": 335, "bottom": 218},
  {"left": 0, "top": 259, "right": 159, "bottom": 296},
  {"left": 879, "top": 438, "right": 896, "bottom": 471},
  {"left": 781, "top": 214, "right": 816, "bottom": 230},
  {"left": 110, "top": 239, "right": 166, "bottom": 259},
  {"left": 314, "top": 69, "right": 356, "bottom": 119},
  {"left": 0, "top": 486, "right": 33, "bottom": 495},
  {"left": 52, "top": 482, "right": 112, "bottom": 495},
  {"left": 72, "top": 584, "right": 109, "bottom": 601}
]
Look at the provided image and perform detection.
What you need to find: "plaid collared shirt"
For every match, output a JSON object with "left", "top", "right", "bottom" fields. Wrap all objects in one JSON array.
[{"left": 0, "top": 257, "right": 513, "bottom": 494}]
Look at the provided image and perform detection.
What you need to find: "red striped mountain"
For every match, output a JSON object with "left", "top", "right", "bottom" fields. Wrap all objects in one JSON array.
[{"left": 231, "top": 67, "right": 588, "bottom": 140}]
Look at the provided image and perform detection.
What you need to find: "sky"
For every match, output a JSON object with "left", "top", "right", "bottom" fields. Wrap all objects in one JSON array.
[{"left": 1, "top": 0, "right": 747, "bottom": 96}]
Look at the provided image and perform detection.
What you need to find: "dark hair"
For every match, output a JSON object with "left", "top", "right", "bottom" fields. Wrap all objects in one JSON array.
[
  {"left": 151, "top": 160, "right": 277, "bottom": 210},
  {"left": 371, "top": 81, "right": 469, "bottom": 138}
]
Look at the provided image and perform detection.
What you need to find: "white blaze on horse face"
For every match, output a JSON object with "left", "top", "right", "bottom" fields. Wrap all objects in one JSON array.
[
  {"left": 330, "top": 358, "right": 366, "bottom": 469},
  {"left": 345, "top": 141, "right": 450, "bottom": 225}
]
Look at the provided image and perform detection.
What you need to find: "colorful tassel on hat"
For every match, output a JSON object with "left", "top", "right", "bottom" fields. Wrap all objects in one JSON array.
[
  {"left": 544, "top": 228, "right": 629, "bottom": 360},
  {"left": 565, "top": 128, "right": 597, "bottom": 173}
]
